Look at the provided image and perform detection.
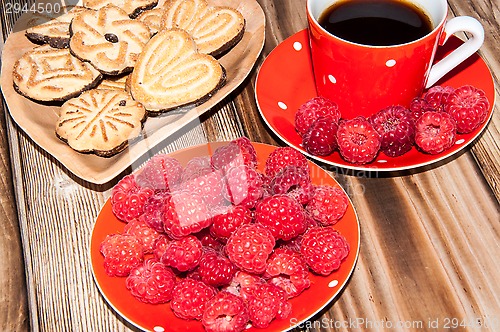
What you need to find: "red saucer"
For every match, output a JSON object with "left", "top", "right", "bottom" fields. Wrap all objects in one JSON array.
[
  {"left": 255, "top": 29, "right": 495, "bottom": 171},
  {"left": 90, "top": 141, "right": 360, "bottom": 332}
]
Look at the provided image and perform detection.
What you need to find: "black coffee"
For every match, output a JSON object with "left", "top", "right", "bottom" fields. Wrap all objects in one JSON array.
[{"left": 318, "top": 0, "right": 434, "bottom": 46}]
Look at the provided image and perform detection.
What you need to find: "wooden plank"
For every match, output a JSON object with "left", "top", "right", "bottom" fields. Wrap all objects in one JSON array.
[
  {"left": 0, "top": 3, "right": 29, "bottom": 332},
  {"left": 0, "top": 103, "right": 30, "bottom": 332},
  {"left": 448, "top": 0, "right": 500, "bottom": 200}
]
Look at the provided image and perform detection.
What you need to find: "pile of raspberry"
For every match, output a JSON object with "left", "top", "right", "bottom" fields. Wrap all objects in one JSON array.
[
  {"left": 100, "top": 137, "right": 351, "bottom": 331},
  {"left": 295, "top": 85, "right": 490, "bottom": 164}
]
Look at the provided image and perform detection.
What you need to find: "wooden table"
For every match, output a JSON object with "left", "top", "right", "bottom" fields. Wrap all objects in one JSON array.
[{"left": 1, "top": 0, "right": 499, "bottom": 331}]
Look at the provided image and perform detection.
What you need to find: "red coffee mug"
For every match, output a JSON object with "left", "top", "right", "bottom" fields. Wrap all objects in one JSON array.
[{"left": 307, "top": 0, "right": 484, "bottom": 118}]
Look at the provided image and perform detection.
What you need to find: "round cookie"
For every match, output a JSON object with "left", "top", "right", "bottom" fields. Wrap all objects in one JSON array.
[
  {"left": 82, "top": 0, "right": 158, "bottom": 18},
  {"left": 69, "top": 5, "right": 152, "bottom": 75},
  {"left": 56, "top": 89, "right": 146, "bottom": 157},
  {"left": 12, "top": 44, "right": 102, "bottom": 102},
  {"left": 25, "top": 6, "right": 87, "bottom": 49}
]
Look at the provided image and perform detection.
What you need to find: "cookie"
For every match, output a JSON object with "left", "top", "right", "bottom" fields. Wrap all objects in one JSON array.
[
  {"left": 97, "top": 74, "right": 130, "bottom": 91},
  {"left": 12, "top": 45, "right": 102, "bottom": 102},
  {"left": 136, "top": 8, "right": 165, "bottom": 35},
  {"left": 25, "top": 6, "right": 87, "bottom": 49},
  {"left": 69, "top": 5, "right": 152, "bottom": 75},
  {"left": 56, "top": 89, "right": 146, "bottom": 157},
  {"left": 161, "top": 0, "right": 208, "bottom": 30},
  {"left": 130, "top": 29, "right": 225, "bottom": 113},
  {"left": 161, "top": 0, "right": 245, "bottom": 57},
  {"left": 82, "top": 0, "right": 158, "bottom": 18}
]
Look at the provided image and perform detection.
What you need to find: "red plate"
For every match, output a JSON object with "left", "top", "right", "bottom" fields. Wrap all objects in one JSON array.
[
  {"left": 90, "top": 141, "right": 360, "bottom": 332},
  {"left": 255, "top": 29, "right": 496, "bottom": 172}
]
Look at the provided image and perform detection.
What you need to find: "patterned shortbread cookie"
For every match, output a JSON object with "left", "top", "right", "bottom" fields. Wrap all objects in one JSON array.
[
  {"left": 96, "top": 74, "right": 130, "bottom": 91},
  {"left": 82, "top": 0, "right": 158, "bottom": 18},
  {"left": 136, "top": 8, "right": 165, "bottom": 35},
  {"left": 25, "top": 6, "right": 87, "bottom": 49},
  {"left": 56, "top": 89, "right": 146, "bottom": 157},
  {"left": 12, "top": 44, "right": 102, "bottom": 102},
  {"left": 130, "top": 29, "right": 225, "bottom": 113},
  {"left": 69, "top": 5, "right": 152, "bottom": 75},
  {"left": 161, "top": 0, "right": 245, "bottom": 57}
]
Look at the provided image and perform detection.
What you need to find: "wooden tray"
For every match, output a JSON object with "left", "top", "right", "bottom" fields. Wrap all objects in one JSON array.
[{"left": 0, "top": 0, "right": 266, "bottom": 184}]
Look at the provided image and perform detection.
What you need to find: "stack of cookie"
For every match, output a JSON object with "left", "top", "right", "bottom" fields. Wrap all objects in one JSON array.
[{"left": 12, "top": 0, "right": 245, "bottom": 157}]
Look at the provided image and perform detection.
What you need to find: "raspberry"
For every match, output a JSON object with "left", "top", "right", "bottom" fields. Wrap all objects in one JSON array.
[
  {"left": 255, "top": 195, "right": 306, "bottom": 241},
  {"left": 300, "top": 226, "right": 350, "bottom": 275},
  {"left": 202, "top": 292, "right": 250, "bottom": 332},
  {"left": 124, "top": 218, "right": 162, "bottom": 253},
  {"left": 231, "top": 137, "right": 257, "bottom": 169},
  {"left": 423, "top": 85, "right": 455, "bottom": 112},
  {"left": 337, "top": 117, "right": 381, "bottom": 164},
  {"left": 259, "top": 172, "right": 273, "bottom": 197},
  {"left": 195, "top": 229, "right": 224, "bottom": 252},
  {"left": 280, "top": 235, "right": 303, "bottom": 253},
  {"left": 181, "top": 156, "right": 213, "bottom": 183},
  {"left": 152, "top": 235, "right": 170, "bottom": 261},
  {"left": 223, "top": 165, "right": 264, "bottom": 209},
  {"left": 223, "top": 270, "right": 265, "bottom": 301},
  {"left": 445, "top": 85, "right": 490, "bottom": 133},
  {"left": 280, "top": 215, "right": 318, "bottom": 253},
  {"left": 170, "top": 278, "right": 217, "bottom": 320},
  {"left": 163, "top": 191, "right": 212, "bottom": 239},
  {"left": 369, "top": 105, "right": 415, "bottom": 157},
  {"left": 302, "top": 116, "right": 338, "bottom": 156},
  {"left": 303, "top": 213, "right": 320, "bottom": 229},
  {"left": 306, "top": 186, "right": 349, "bottom": 225},
  {"left": 270, "top": 165, "right": 314, "bottom": 205},
  {"left": 211, "top": 144, "right": 240, "bottom": 173},
  {"left": 100, "top": 234, "right": 144, "bottom": 277},
  {"left": 139, "top": 191, "right": 170, "bottom": 233},
  {"left": 186, "top": 269, "right": 202, "bottom": 281},
  {"left": 211, "top": 140, "right": 256, "bottom": 174},
  {"left": 197, "top": 250, "right": 237, "bottom": 287},
  {"left": 225, "top": 224, "right": 275, "bottom": 274},
  {"left": 136, "top": 154, "right": 183, "bottom": 191},
  {"left": 180, "top": 169, "right": 225, "bottom": 207},
  {"left": 295, "top": 96, "right": 340, "bottom": 137},
  {"left": 264, "top": 247, "right": 310, "bottom": 298},
  {"left": 125, "top": 259, "right": 176, "bottom": 304},
  {"left": 210, "top": 205, "right": 252, "bottom": 242},
  {"left": 409, "top": 97, "right": 436, "bottom": 123},
  {"left": 415, "top": 111, "right": 457, "bottom": 154},
  {"left": 264, "top": 147, "right": 309, "bottom": 178},
  {"left": 161, "top": 235, "right": 203, "bottom": 272},
  {"left": 111, "top": 174, "right": 154, "bottom": 222},
  {"left": 246, "top": 283, "right": 292, "bottom": 328}
]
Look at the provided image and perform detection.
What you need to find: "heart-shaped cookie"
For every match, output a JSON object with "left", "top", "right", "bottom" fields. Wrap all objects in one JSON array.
[
  {"left": 161, "top": 0, "right": 245, "bottom": 57},
  {"left": 130, "top": 29, "right": 225, "bottom": 113}
]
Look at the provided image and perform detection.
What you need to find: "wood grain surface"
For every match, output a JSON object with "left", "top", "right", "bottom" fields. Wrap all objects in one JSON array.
[
  {"left": 0, "top": 8, "right": 29, "bottom": 332},
  {"left": 0, "top": 0, "right": 499, "bottom": 331}
]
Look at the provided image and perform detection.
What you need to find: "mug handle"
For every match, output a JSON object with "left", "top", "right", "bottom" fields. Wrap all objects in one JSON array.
[{"left": 426, "top": 16, "right": 484, "bottom": 88}]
